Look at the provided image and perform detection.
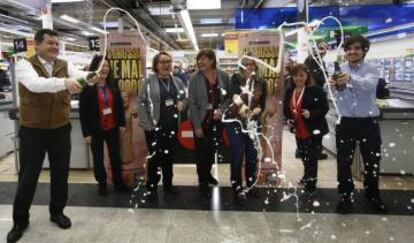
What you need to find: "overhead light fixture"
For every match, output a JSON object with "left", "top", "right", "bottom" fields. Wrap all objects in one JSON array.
[
  {"left": 165, "top": 28, "right": 184, "bottom": 33},
  {"left": 187, "top": 0, "right": 221, "bottom": 10},
  {"left": 200, "top": 18, "right": 222, "bottom": 25},
  {"left": 148, "top": 6, "right": 173, "bottom": 15},
  {"left": 60, "top": 14, "right": 80, "bottom": 24},
  {"left": 178, "top": 10, "right": 199, "bottom": 51},
  {"left": 221, "top": 33, "right": 225, "bottom": 37},
  {"left": 89, "top": 26, "right": 108, "bottom": 34},
  {"left": 52, "top": 0, "right": 84, "bottom": 3},
  {"left": 81, "top": 31, "right": 93, "bottom": 36},
  {"left": 65, "top": 37, "right": 76, "bottom": 41},
  {"left": 201, "top": 33, "right": 218, "bottom": 38},
  {"left": 0, "top": 26, "right": 33, "bottom": 38},
  {"left": 99, "top": 21, "right": 119, "bottom": 28}
]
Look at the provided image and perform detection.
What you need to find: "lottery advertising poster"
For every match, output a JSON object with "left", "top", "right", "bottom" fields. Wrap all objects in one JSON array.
[
  {"left": 237, "top": 30, "right": 284, "bottom": 184},
  {"left": 101, "top": 32, "right": 146, "bottom": 185}
]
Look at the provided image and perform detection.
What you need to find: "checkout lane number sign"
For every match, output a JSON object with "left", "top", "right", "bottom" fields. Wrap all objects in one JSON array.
[
  {"left": 88, "top": 36, "right": 101, "bottom": 51},
  {"left": 13, "top": 38, "right": 27, "bottom": 53}
]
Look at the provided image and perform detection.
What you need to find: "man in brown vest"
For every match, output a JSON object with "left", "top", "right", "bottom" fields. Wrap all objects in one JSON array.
[{"left": 7, "top": 29, "right": 92, "bottom": 243}]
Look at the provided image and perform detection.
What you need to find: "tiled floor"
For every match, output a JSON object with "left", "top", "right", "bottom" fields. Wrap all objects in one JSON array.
[{"left": 1, "top": 129, "right": 414, "bottom": 243}]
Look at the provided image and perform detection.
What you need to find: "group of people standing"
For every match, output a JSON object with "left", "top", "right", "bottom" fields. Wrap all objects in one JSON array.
[
  {"left": 138, "top": 49, "right": 266, "bottom": 203},
  {"left": 283, "top": 35, "right": 387, "bottom": 215},
  {"left": 7, "top": 28, "right": 387, "bottom": 243}
]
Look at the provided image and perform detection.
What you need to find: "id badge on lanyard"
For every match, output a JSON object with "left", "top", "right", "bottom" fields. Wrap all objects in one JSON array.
[
  {"left": 292, "top": 87, "right": 305, "bottom": 118},
  {"left": 101, "top": 86, "right": 112, "bottom": 116}
]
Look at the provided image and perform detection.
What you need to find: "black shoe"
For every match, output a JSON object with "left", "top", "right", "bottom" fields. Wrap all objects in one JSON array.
[
  {"left": 115, "top": 184, "right": 132, "bottom": 192},
  {"left": 7, "top": 222, "right": 29, "bottom": 243},
  {"left": 98, "top": 183, "right": 107, "bottom": 196},
  {"left": 247, "top": 187, "right": 262, "bottom": 199},
  {"left": 207, "top": 176, "right": 219, "bottom": 186},
  {"left": 147, "top": 190, "right": 158, "bottom": 203},
  {"left": 234, "top": 192, "right": 246, "bottom": 205},
  {"left": 318, "top": 153, "right": 328, "bottom": 160},
  {"left": 163, "top": 185, "right": 179, "bottom": 195},
  {"left": 50, "top": 213, "right": 71, "bottom": 229},
  {"left": 295, "top": 148, "right": 301, "bottom": 158},
  {"left": 199, "top": 185, "right": 211, "bottom": 199},
  {"left": 368, "top": 196, "right": 388, "bottom": 214},
  {"left": 336, "top": 198, "right": 352, "bottom": 214},
  {"left": 298, "top": 176, "right": 306, "bottom": 185}
]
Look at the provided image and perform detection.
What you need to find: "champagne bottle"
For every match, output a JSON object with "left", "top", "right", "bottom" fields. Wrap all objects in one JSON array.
[{"left": 333, "top": 61, "right": 346, "bottom": 91}]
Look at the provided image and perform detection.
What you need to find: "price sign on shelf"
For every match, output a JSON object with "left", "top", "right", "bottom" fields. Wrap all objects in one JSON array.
[
  {"left": 88, "top": 36, "right": 100, "bottom": 51},
  {"left": 13, "top": 38, "right": 27, "bottom": 53}
]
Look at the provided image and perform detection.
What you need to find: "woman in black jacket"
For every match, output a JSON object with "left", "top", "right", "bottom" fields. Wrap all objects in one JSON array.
[
  {"left": 283, "top": 64, "right": 329, "bottom": 199},
  {"left": 79, "top": 55, "right": 130, "bottom": 196}
]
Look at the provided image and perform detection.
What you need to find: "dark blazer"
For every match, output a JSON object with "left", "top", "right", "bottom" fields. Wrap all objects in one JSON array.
[
  {"left": 188, "top": 69, "right": 231, "bottom": 130},
  {"left": 283, "top": 85, "right": 329, "bottom": 136},
  {"left": 79, "top": 83, "right": 126, "bottom": 137}
]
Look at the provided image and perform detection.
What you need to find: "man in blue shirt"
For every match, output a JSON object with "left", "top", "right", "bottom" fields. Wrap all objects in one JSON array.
[{"left": 329, "top": 35, "right": 387, "bottom": 214}]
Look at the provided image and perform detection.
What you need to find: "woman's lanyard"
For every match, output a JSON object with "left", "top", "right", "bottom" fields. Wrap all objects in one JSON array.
[{"left": 292, "top": 87, "right": 305, "bottom": 119}]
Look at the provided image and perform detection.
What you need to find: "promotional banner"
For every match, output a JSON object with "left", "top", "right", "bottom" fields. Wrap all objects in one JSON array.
[
  {"left": 102, "top": 32, "right": 147, "bottom": 185},
  {"left": 224, "top": 31, "right": 239, "bottom": 54},
  {"left": 237, "top": 31, "right": 284, "bottom": 184}
]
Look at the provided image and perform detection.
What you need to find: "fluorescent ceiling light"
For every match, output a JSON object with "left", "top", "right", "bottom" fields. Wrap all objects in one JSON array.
[
  {"left": 65, "top": 37, "right": 76, "bottom": 41},
  {"left": 148, "top": 6, "right": 172, "bottom": 15},
  {"left": 60, "top": 14, "right": 80, "bottom": 24},
  {"left": 178, "top": 10, "right": 199, "bottom": 51},
  {"left": 187, "top": 0, "right": 221, "bottom": 10},
  {"left": 52, "top": 0, "right": 84, "bottom": 3},
  {"left": 200, "top": 18, "right": 222, "bottom": 25},
  {"left": 201, "top": 33, "right": 218, "bottom": 38},
  {"left": 0, "top": 42, "right": 13, "bottom": 47},
  {"left": 89, "top": 26, "right": 108, "bottom": 34},
  {"left": 165, "top": 28, "right": 184, "bottom": 33},
  {"left": 0, "top": 26, "right": 33, "bottom": 38},
  {"left": 99, "top": 21, "right": 119, "bottom": 28},
  {"left": 81, "top": 31, "right": 93, "bottom": 36}
]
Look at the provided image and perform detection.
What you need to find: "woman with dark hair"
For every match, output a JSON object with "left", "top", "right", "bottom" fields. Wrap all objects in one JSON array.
[
  {"left": 283, "top": 64, "right": 329, "bottom": 200},
  {"left": 188, "top": 48, "right": 231, "bottom": 198},
  {"left": 138, "top": 51, "right": 186, "bottom": 202},
  {"left": 79, "top": 55, "right": 130, "bottom": 196},
  {"left": 226, "top": 57, "right": 267, "bottom": 205}
]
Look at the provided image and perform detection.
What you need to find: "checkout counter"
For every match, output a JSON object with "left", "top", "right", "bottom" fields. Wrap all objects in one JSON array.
[
  {"left": 0, "top": 99, "right": 15, "bottom": 159},
  {"left": 4, "top": 99, "right": 92, "bottom": 169},
  {"left": 323, "top": 97, "right": 414, "bottom": 179}
]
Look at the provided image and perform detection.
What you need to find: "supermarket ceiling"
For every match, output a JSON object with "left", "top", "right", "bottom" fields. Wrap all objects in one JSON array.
[{"left": 0, "top": 0, "right": 414, "bottom": 51}]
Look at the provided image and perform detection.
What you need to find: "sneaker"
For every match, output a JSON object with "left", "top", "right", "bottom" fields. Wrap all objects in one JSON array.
[{"left": 336, "top": 198, "right": 352, "bottom": 214}]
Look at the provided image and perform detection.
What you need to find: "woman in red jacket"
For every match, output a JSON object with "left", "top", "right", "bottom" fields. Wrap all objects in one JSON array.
[
  {"left": 79, "top": 55, "right": 130, "bottom": 196},
  {"left": 283, "top": 64, "right": 329, "bottom": 200}
]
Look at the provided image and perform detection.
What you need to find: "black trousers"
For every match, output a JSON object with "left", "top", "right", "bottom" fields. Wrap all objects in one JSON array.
[
  {"left": 297, "top": 135, "right": 322, "bottom": 192},
  {"left": 194, "top": 124, "right": 221, "bottom": 186},
  {"left": 145, "top": 127, "right": 178, "bottom": 191},
  {"left": 90, "top": 128, "right": 124, "bottom": 186},
  {"left": 336, "top": 117, "right": 382, "bottom": 199},
  {"left": 13, "top": 124, "right": 71, "bottom": 223}
]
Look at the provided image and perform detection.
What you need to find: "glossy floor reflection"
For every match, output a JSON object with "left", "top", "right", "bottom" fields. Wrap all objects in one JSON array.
[{"left": 0, "top": 205, "right": 413, "bottom": 243}]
